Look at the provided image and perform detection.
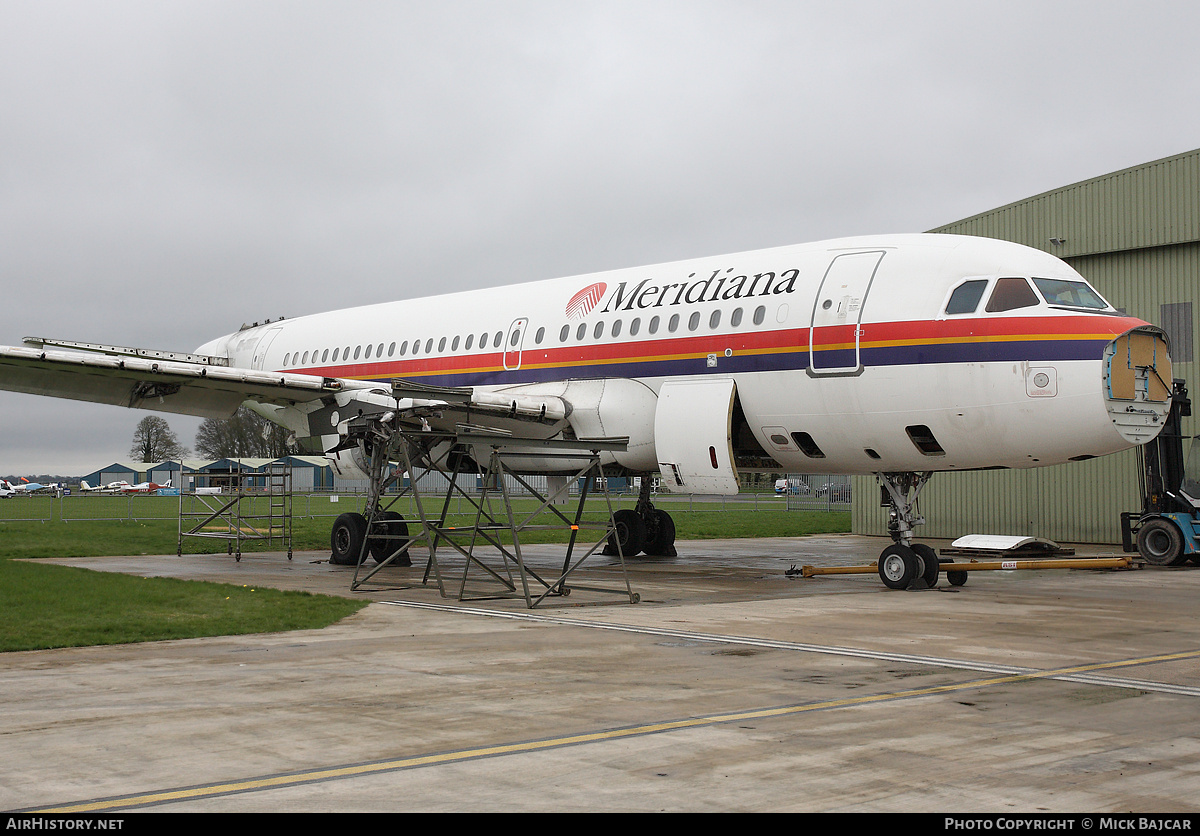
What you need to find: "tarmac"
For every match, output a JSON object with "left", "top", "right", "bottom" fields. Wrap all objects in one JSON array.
[{"left": 2, "top": 534, "right": 1199, "bottom": 813}]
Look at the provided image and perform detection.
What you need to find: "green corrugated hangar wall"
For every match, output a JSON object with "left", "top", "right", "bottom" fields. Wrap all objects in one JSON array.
[{"left": 851, "top": 148, "right": 1199, "bottom": 543}]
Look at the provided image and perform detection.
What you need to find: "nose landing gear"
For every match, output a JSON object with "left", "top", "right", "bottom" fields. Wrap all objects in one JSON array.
[{"left": 875, "top": 472, "right": 946, "bottom": 589}]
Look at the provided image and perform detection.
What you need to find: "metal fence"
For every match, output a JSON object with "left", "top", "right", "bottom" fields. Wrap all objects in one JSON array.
[{"left": 0, "top": 473, "right": 852, "bottom": 523}]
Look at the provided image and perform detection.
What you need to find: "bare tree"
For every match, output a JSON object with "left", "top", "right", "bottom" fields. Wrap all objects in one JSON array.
[
  {"left": 194, "top": 408, "right": 292, "bottom": 459},
  {"left": 129, "top": 416, "right": 190, "bottom": 462}
]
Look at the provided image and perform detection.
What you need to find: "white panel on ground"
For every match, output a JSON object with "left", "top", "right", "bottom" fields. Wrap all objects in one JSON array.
[{"left": 654, "top": 378, "right": 739, "bottom": 495}]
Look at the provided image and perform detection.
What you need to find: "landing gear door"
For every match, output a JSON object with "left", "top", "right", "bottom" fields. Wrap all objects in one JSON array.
[
  {"left": 809, "top": 251, "right": 884, "bottom": 375},
  {"left": 654, "top": 378, "right": 740, "bottom": 495}
]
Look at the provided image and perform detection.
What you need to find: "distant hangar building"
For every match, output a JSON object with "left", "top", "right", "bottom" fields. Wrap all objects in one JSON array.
[{"left": 851, "top": 148, "right": 1199, "bottom": 544}]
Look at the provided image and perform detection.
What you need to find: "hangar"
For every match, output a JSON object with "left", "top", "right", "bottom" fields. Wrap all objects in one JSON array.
[{"left": 851, "top": 147, "right": 1199, "bottom": 544}]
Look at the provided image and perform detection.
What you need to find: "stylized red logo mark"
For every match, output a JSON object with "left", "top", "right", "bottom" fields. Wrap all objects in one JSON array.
[{"left": 565, "top": 281, "right": 607, "bottom": 320}]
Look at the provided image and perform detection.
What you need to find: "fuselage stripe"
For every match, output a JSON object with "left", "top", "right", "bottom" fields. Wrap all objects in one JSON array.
[{"left": 283, "top": 315, "right": 1137, "bottom": 387}]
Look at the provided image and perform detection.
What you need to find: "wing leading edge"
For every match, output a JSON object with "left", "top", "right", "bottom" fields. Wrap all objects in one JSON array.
[{"left": 0, "top": 343, "right": 353, "bottom": 419}]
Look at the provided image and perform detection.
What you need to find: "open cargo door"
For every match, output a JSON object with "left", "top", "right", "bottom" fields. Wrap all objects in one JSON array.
[{"left": 654, "top": 378, "right": 739, "bottom": 495}]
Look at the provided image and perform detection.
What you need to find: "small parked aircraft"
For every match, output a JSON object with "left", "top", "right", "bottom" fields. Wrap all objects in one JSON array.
[
  {"left": 80, "top": 479, "right": 132, "bottom": 493},
  {"left": 119, "top": 479, "right": 172, "bottom": 494}
]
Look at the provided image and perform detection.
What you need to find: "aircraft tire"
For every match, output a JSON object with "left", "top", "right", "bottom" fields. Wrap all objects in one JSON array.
[
  {"left": 947, "top": 570, "right": 968, "bottom": 586},
  {"left": 330, "top": 512, "right": 367, "bottom": 565},
  {"left": 1136, "top": 518, "right": 1187, "bottom": 566},
  {"left": 608, "top": 509, "right": 646, "bottom": 558},
  {"left": 878, "top": 544, "right": 918, "bottom": 590},
  {"left": 370, "top": 511, "right": 411, "bottom": 566},
  {"left": 912, "top": 543, "right": 940, "bottom": 588},
  {"left": 643, "top": 509, "right": 677, "bottom": 556}
]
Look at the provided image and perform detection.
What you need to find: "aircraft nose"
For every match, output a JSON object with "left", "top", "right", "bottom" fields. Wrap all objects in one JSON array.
[{"left": 1103, "top": 326, "right": 1173, "bottom": 444}]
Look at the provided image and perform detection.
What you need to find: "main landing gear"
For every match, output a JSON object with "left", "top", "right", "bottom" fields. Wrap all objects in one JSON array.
[
  {"left": 604, "top": 477, "right": 678, "bottom": 558},
  {"left": 875, "top": 472, "right": 958, "bottom": 589},
  {"left": 329, "top": 511, "right": 412, "bottom": 567}
]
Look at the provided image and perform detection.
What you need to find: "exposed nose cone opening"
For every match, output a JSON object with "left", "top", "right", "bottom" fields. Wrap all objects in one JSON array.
[{"left": 1104, "top": 327, "right": 1173, "bottom": 444}]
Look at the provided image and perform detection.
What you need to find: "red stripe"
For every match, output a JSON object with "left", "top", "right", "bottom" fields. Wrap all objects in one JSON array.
[{"left": 292, "top": 315, "right": 1145, "bottom": 377}]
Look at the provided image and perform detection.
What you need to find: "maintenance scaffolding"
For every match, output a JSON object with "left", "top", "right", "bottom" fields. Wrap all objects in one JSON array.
[{"left": 177, "top": 460, "right": 293, "bottom": 561}]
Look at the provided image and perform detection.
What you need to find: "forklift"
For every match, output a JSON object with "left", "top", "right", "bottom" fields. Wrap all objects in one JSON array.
[{"left": 1121, "top": 379, "right": 1200, "bottom": 565}]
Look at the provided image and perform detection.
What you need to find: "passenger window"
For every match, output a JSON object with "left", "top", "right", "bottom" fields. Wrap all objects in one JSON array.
[
  {"left": 753, "top": 306, "right": 766, "bottom": 325},
  {"left": 709, "top": 310, "right": 720, "bottom": 329},
  {"left": 688, "top": 312, "right": 700, "bottom": 331},
  {"left": 985, "top": 278, "right": 1040, "bottom": 313},
  {"left": 558, "top": 325, "right": 569, "bottom": 342},
  {"left": 649, "top": 316, "right": 660, "bottom": 334},
  {"left": 322, "top": 349, "right": 329, "bottom": 362},
  {"left": 412, "top": 340, "right": 420, "bottom": 355},
  {"left": 612, "top": 320, "right": 622, "bottom": 338},
  {"left": 353, "top": 346, "right": 361, "bottom": 360},
  {"left": 377, "top": 343, "right": 384, "bottom": 357},
  {"left": 535, "top": 327, "right": 545, "bottom": 344},
  {"left": 946, "top": 280, "right": 988, "bottom": 315},
  {"left": 388, "top": 342, "right": 395, "bottom": 357},
  {"left": 451, "top": 336, "right": 460, "bottom": 351},
  {"left": 480, "top": 332, "right": 488, "bottom": 348},
  {"left": 465, "top": 334, "right": 473, "bottom": 350},
  {"left": 332, "top": 348, "right": 340, "bottom": 362},
  {"left": 493, "top": 332, "right": 502, "bottom": 349},
  {"left": 425, "top": 339, "right": 434, "bottom": 353},
  {"left": 668, "top": 314, "right": 680, "bottom": 333},
  {"left": 731, "top": 307, "right": 743, "bottom": 327},
  {"left": 302, "top": 351, "right": 309, "bottom": 364},
  {"left": 576, "top": 323, "right": 586, "bottom": 340},
  {"left": 399, "top": 341, "right": 407, "bottom": 356},
  {"left": 594, "top": 321, "right": 604, "bottom": 339},
  {"left": 364, "top": 345, "right": 373, "bottom": 360},
  {"left": 630, "top": 318, "right": 640, "bottom": 336},
  {"left": 438, "top": 337, "right": 447, "bottom": 352}
]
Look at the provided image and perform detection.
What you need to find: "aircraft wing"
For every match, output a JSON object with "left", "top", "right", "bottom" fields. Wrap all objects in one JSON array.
[{"left": 0, "top": 343, "right": 359, "bottom": 419}]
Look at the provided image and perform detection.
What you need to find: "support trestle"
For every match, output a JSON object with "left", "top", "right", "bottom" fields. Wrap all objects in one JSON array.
[{"left": 338, "top": 412, "right": 640, "bottom": 607}]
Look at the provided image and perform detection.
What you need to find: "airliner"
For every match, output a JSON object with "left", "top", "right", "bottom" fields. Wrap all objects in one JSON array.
[{"left": 0, "top": 233, "right": 1174, "bottom": 587}]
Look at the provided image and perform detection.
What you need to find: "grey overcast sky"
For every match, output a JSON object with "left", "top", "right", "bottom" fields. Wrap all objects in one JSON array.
[{"left": 2, "top": 0, "right": 1199, "bottom": 476}]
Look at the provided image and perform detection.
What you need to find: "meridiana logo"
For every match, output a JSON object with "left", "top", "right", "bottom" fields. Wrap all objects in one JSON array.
[{"left": 566, "top": 281, "right": 607, "bottom": 320}]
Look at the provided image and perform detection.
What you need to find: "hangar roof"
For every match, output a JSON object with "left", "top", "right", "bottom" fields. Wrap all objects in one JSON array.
[{"left": 931, "top": 147, "right": 1200, "bottom": 259}]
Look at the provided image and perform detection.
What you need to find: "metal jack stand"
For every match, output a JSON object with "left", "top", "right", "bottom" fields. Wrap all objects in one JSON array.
[{"left": 343, "top": 414, "right": 639, "bottom": 607}]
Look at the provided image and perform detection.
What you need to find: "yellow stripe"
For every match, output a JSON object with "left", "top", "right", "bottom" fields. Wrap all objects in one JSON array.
[{"left": 33, "top": 648, "right": 1200, "bottom": 813}]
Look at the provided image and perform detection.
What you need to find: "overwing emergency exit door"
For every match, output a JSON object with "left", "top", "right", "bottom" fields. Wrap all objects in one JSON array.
[{"left": 503, "top": 318, "right": 528, "bottom": 371}]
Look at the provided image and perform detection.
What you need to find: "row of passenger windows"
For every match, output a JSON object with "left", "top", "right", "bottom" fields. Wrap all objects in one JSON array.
[
  {"left": 560, "top": 305, "right": 767, "bottom": 343},
  {"left": 280, "top": 304, "right": 772, "bottom": 368},
  {"left": 282, "top": 329, "right": 511, "bottom": 368}
]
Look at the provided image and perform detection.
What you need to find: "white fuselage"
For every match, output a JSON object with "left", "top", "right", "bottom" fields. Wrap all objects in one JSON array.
[{"left": 197, "top": 234, "right": 1172, "bottom": 481}]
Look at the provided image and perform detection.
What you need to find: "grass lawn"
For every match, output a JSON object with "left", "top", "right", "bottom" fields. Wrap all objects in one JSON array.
[
  {"left": 0, "top": 559, "right": 366, "bottom": 652},
  {"left": 0, "top": 494, "right": 848, "bottom": 651}
]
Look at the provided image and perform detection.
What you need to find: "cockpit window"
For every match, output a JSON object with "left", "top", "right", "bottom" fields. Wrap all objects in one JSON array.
[
  {"left": 985, "top": 277, "right": 1040, "bottom": 313},
  {"left": 945, "top": 279, "right": 988, "bottom": 315},
  {"left": 1032, "top": 277, "right": 1110, "bottom": 310}
]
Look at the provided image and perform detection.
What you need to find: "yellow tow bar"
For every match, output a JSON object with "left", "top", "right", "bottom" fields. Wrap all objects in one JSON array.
[{"left": 799, "top": 555, "right": 1133, "bottom": 579}]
